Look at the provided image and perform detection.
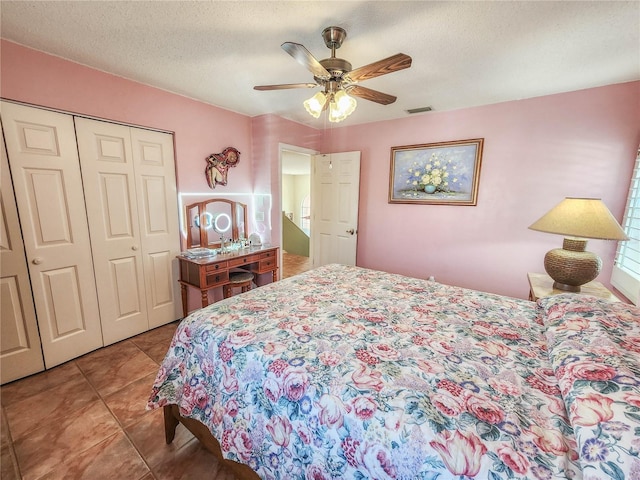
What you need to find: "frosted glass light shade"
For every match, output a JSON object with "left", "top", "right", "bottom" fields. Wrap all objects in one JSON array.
[
  {"left": 328, "top": 90, "right": 357, "bottom": 123},
  {"left": 303, "top": 92, "right": 327, "bottom": 118}
]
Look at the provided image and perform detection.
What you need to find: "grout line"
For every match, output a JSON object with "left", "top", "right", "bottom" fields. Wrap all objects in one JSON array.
[{"left": 1, "top": 404, "right": 22, "bottom": 479}]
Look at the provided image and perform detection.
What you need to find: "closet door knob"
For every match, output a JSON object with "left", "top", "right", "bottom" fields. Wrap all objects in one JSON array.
[
  {"left": 32, "top": 257, "right": 43, "bottom": 265},
  {"left": 132, "top": 246, "right": 139, "bottom": 251}
]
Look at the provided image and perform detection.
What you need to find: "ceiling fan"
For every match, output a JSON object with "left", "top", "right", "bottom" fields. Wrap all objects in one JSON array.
[{"left": 254, "top": 26, "right": 412, "bottom": 122}]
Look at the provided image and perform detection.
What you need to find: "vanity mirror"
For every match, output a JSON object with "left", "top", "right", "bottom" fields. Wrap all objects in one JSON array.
[{"left": 185, "top": 198, "right": 248, "bottom": 249}]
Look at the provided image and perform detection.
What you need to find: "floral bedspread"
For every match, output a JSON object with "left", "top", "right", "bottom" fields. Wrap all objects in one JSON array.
[
  {"left": 147, "top": 264, "right": 637, "bottom": 479},
  {"left": 539, "top": 295, "right": 640, "bottom": 479}
]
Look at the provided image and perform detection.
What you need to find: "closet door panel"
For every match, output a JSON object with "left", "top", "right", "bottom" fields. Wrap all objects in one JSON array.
[
  {"left": 39, "top": 267, "right": 87, "bottom": 335},
  {"left": 75, "top": 118, "right": 149, "bottom": 345},
  {"left": 0, "top": 127, "right": 45, "bottom": 383},
  {"left": 131, "top": 128, "right": 181, "bottom": 326},
  {"left": 148, "top": 250, "right": 174, "bottom": 306},
  {"left": 1, "top": 102, "right": 103, "bottom": 368}
]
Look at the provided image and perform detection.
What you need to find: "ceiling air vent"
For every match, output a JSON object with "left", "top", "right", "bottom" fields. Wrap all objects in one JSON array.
[{"left": 406, "top": 106, "right": 433, "bottom": 114}]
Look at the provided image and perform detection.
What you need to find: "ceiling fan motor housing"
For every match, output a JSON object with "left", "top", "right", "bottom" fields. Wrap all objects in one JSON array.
[
  {"left": 317, "top": 27, "right": 352, "bottom": 84},
  {"left": 322, "top": 26, "right": 347, "bottom": 50},
  {"left": 317, "top": 58, "right": 352, "bottom": 81}
]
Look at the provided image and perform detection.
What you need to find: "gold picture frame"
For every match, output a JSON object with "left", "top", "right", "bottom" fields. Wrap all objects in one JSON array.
[{"left": 389, "top": 138, "right": 484, "bottom": 205}]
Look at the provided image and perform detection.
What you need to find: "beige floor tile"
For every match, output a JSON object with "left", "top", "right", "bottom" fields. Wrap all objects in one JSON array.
[
  {"left": 34, "top": 431, "right": 150, "bottom": 480},
  {"left": 144, "top": 341, "right": 172, "bottom": 364},
  {"left": 104, "top": 373, "right": 157, "bottom": 428},
  {"left": 77, "top": 341, "right": 159, "bottom": 397},
  {"left": 75, "top": 341, "right": 142, "bottom": 376},
  {"left": 1, "top": 441, "right": 20, "bottom": 480},
  {"left": 126, "top": 408, "right": 195, "bottom": 469},
  {"left": 5, "top": 373, "right": 97, "bottom": 441},
  {"left": 0, "top": 362, "right": 83, "bottom": 407},
  {"left": 14, "top": 399, "right": 120, "bottom": 480},
  {"left": 131, "top": 323, "right": 179, "bottom": 352},
  {"left": 1, "top": 408, "right": 10, "bottom": 446}
]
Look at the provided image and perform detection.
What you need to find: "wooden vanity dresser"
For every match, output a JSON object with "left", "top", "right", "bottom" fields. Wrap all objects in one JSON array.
[
  {"left": 177, "top": 246, "right": 279, "bottom": 316},
  {"left": 179, "top": 196, "right": 278, "bottom": 316}
]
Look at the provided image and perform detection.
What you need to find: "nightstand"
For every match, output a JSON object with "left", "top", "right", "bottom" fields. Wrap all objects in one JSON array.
[{"left": 527, "top": 272, "right": 620, "bottom": 302}]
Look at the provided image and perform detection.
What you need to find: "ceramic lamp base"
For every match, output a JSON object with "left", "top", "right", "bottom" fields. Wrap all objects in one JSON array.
[{"left": 543, "top": 238, "right": 602, "bottom": 292}]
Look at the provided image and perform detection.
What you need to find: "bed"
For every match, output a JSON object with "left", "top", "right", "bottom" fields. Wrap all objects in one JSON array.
[{"left": 147, "top": 264, "right": 640, "bottom": 479}]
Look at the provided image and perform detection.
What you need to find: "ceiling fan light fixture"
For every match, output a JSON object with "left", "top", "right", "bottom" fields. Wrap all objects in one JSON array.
[
  {"left": 328, "top": 90, "right": 357, "bottom": 123},
  {"left": 256, "top": 27, "right": 412, "bottom": 123},
  {"left": 303, "top": 91, "right": 327, "bottom": 118}
]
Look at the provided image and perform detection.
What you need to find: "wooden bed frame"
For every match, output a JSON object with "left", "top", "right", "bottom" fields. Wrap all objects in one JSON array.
[{"left": 163, "top": 404, "right": 261, "bottom": 479}]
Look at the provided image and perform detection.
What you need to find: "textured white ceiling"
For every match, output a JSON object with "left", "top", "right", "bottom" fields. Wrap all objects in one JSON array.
[{"left": 1, "top": 1, "right": 638, "bottom": 127}]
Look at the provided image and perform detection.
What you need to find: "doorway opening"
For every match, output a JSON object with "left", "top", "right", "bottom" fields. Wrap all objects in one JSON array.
[{"left": 280, "top": 146, "right": 314, "bottom": 279}]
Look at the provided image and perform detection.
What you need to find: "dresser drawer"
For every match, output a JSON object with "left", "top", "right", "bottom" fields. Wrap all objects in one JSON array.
[
  {"left": 229, "top": 255, "right": 258, "bottom": 268},
  {"left": 205, "top": 270, "right": 229, "bottom": 288},
  {"left": 259, "top": 250, "right": 277, "bottom": 261},
  {"left": 205, "top": 261, "right": 228, "bottom": 272},
  {"left": 258, "top": 258, "right": 277, "bottom": 271}
]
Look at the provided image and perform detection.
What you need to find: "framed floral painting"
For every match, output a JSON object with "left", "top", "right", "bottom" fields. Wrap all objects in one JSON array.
[{"left": 388, "top": 138, "right": 484, "bottom": 205}]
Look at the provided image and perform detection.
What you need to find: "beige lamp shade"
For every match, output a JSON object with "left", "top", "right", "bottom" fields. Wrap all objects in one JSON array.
[
  {"left": 529, "top": 197, "right": 628, "bottom": 241},
  {"left": 529, "top": 198, "right": 628, "bottom": 292}
]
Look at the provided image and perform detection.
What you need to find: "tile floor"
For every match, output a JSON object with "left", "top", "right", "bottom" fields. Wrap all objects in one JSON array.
[
  {"left": 281, "top": 251, "right": 312, "bottom": 279},
  {"left": 1, "top": 254, "right": 312, "bottom": 479},
  {"left": 0, "top": 322, "right": 238, "bottom": 480}
]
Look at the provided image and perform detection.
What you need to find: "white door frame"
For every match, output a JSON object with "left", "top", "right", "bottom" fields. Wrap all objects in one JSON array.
[{"left": 278, "top": 143, "right": 318, "bottom": 275}]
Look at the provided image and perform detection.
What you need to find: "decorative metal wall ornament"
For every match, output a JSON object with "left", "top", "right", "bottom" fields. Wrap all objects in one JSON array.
[{"left": 205, "top": 147, "right": 240, "bottom": 188}]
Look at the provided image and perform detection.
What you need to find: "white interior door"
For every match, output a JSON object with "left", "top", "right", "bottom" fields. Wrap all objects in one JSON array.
[
  {"left": 311, "top": 151, "right": 361, "bottom": 267},
  {"left": 0, "top": 126, "right": 45, "bottom": 384},
  {"left": 75, "top": 118, "right": 149, "bottom": 345},
  {"left": 1, "top": 101, "right": 103, "bottom": 368},
  {"left": 130, "top": 127, "right": 181, "bottom": 326}
]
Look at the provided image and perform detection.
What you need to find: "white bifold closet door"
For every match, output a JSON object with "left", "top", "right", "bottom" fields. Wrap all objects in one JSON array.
[
  {"left": 129, "top": 127, "right": 181, "bottom": 330},
  {"left": 0, "top": 126, "right": 45, "bottom": 383},
  {"left": 75, "top": 118, "right": 181, "bottom": 345},
  {"left": 1, "top": 102, "right": 104, "bottom": 368}
]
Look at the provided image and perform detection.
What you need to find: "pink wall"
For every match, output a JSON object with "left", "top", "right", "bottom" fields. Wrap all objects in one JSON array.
[
  {"left": 1, "top": 40, "right": 253, "bottom": 195},
  {"left": 325, "top": 81, "right": 640, "bottom": 300},
  {"left": 251, "top": 114, "right": 322, "bottom": 246},
  {"left": 3, "top": 40, "right": 638, "bottom": 302}
]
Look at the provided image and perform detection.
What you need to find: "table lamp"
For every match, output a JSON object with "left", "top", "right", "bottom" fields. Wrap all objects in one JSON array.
[{"left": 528, "top": 197, "right": 628, "bottom": 292}]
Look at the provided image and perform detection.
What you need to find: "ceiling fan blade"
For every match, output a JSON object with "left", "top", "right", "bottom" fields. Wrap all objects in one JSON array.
[
  {"left": 348, "top": 85, "right": 397, "bottom": 105},
  {"left": 346, "top": 53, "right": 412, "bottom": 83},
  {"left": 281, "top": 42, "right": 330, "bottom": 79},
  {"left": 254, "top": 83, "right": 318, "bottom": 91}
]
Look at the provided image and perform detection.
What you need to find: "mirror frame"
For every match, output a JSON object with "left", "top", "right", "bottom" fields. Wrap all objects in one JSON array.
[{"left": 185, "top": 198, "right": 248, "bottom": 249}]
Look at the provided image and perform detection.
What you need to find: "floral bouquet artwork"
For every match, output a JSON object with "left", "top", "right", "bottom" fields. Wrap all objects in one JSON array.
[
  {"left": 389, "top": 138, "right": 484, "bottom": 205},
  {"left": 407, "top": 152, "right": 454, "bottom": 194}
]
